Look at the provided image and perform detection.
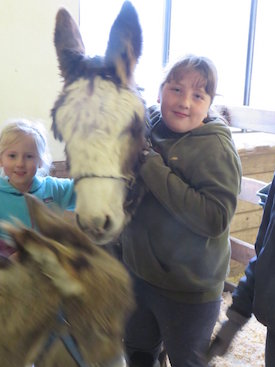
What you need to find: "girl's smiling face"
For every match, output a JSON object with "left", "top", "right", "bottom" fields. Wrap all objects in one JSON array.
[
  {"left": 158, "top": 69, "right": 211, "bottom": 133},
  {"left": 0, "top": 134, "right": 41, "bottom": 192}
]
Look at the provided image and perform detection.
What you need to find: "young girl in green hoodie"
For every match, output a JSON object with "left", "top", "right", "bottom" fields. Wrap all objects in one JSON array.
[
  {"left": 121, "top": 55, "right": 242, "bottom": 367},
  {"left": 0, "top": 119, "right": 75, "bottom": 256}
]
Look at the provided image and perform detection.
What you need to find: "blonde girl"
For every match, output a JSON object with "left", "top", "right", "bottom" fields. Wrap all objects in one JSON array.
[{"left": 0, "top": 119, "right": 75, "bottom": 255}]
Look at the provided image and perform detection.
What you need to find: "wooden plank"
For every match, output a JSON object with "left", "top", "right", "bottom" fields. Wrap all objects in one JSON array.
[
  {"left": 230, "top": 210, "right": 263, "bottom": 232},
  {"left": 215, "top": 105, "right": 275, "bottom": 133},
  {"left": 230, "top": 228, "right": 259, "bottom": 244},
  {"left": 240, "top": 153, "right": 275, "bottom": 176},
  {"left": 235, "top": 200, "right": 260, "bottom": 213},
  {"left": 245, "top": 172, "right": 274, "bottom": 183},
  {"left": 50, "top": 161, "right": 69, "bottom": 178},
  {"left": 233, "top": 132, "right": 275, "bottom": 152},
  {"left": 230, "top": 236, "right": 256, "bottom": 265}
]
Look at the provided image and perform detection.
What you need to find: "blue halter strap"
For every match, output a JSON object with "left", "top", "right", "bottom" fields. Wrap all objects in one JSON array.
[
  {"left": 33, "top": 308, "right": 124, "bottom": 367},
  {"left": 34, "top": 309, "right": 90, "bottom": 367}
]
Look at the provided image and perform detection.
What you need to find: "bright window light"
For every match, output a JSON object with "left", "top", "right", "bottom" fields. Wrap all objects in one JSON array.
[
  {"left": 80, "top": 0, "right": 275, "bottom": 111},
  {"left": 250, "top": 0, "right": 275, "bottom": 110},
  {"left": 80, "top": 0, "right": 164, "bottom": 107},
  {"left": 169, "top": 0, "right": 251, "bottom": 106}
]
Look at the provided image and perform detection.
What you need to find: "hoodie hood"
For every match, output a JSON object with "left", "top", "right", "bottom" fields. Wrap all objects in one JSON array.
[{"left": 189, "top": 118, "right": 232, "bottom": 138}]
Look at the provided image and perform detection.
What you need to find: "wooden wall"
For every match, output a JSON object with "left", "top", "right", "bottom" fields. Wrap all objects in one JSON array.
[
  {"left": 222, "top": 105, "right": 275, "bottom": 245},
  {"left": 50, "top": 161, "right": 69, "bottom": 178}
]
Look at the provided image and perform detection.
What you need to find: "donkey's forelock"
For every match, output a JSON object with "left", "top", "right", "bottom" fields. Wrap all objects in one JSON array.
[{"left": 53, "top": 76, "right": 145, "bottom": 178}]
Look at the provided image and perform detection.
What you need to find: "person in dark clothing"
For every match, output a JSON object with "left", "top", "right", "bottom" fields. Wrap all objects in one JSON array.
[{"left": 207, "top": 174, "right": 275, "bottom": 367}]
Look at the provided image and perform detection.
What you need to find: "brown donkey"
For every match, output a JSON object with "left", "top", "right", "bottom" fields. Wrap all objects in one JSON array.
[{"left": 0, "top": 194, "right": 134, "bottom": 367}]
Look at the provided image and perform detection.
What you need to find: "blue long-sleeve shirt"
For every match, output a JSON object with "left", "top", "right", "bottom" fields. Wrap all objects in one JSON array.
[{"left": 0, "top": 175, "right": 75, "bottom": 241}]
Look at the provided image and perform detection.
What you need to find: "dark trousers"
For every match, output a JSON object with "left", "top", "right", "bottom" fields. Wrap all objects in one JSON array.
[
  {"left": 266, "top": 328, "right": 275, "bottom": 367},
  {"left": 124, "top": 273, "right": 221, "bottom": 367}
]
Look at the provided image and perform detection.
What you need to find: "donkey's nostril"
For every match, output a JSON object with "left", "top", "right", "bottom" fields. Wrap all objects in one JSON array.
[
  {"left": 76, "top": 214, "right": 112, "bottom": 234},
  {"left": 76, "top": 214, "right": 87, "bottom": 232}
]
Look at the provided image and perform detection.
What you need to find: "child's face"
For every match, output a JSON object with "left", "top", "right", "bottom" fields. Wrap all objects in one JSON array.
[
  {"left": 158, "top": 69, "right": 211, "bottom": 133},
  {"left": 0, "top": 134, "right": 41, "bottom": 192}
]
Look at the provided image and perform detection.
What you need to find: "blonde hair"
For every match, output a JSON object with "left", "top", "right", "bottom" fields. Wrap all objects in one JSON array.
[
  {"left": 0, "top": 119, "right": 52, "bottom": 176},
  {"left": 161, "top": 54, "right": 218, "bottom": 102}
]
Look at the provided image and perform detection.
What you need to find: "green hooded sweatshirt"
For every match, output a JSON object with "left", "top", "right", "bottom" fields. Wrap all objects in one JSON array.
[{"left": 121, "top": 110, "right": 242, "bottom": 303}]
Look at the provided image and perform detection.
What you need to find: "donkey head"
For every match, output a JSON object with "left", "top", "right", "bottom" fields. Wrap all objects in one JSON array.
[
  {"left": 0, "top": 194, "right": 133, "bottom": 366},
  {"left": 51, "top": 2, "right": 146, "bottom": 244}
]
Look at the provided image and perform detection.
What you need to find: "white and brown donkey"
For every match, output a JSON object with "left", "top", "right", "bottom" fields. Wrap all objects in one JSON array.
[{"left": 52, "top": 1, "right": 146, "bottom": 245}]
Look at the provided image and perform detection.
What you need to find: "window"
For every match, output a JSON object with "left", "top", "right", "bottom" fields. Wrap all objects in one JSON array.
[
  {"left": 250, "top": 0, "right": 275, "bottom": 110},
  {"left": 80, "top": 0, "right": 275, "bottom": 110},
  {"left": 169, "top": 0, "right": 251, "bottom": 106}
]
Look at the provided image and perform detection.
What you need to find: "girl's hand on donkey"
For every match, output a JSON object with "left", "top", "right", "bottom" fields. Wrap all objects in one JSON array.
[{"left": 139, "top": 147, "right": 159, "bottom": 164}]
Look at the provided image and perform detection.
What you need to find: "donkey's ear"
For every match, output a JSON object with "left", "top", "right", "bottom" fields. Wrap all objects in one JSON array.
[
  {"left": 54, "top": 7, "right": 85, "bottom": 81},
  {"left": 105, "top": 1, "right": 142, "bottom": 86},
  {"left": 24, "top": 193, "right": 68, "bottom": 236}
]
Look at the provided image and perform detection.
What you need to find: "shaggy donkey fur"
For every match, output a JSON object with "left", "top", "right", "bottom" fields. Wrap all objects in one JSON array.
[
  {"left": 0, "top": 194, "right": 134, "bottom": 367},
  {"left": 51, "top": 2, "right": 146, "bottom": 245}
]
